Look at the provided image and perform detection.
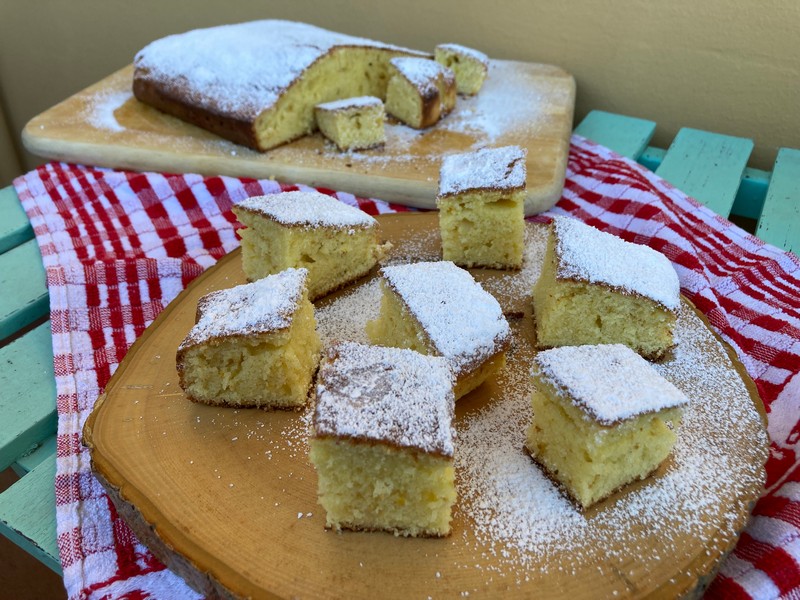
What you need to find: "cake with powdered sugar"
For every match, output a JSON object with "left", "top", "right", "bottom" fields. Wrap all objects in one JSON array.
[
  {"left": 232, "top": 191, "right": 390, "bottom": 300},
  {"left": 532, "top": 216, "right": 680, "bottom": 360},
  {"left": 434, "top": 43, "right": 489, "bottom": 95},
  {"left": 437, "top": 145, "right": 527, "bottom": 269},
  {"left": 133, "top": 20, "right": 428, "bottom": 151},
  {"left": 525, "top": 343, "right": 689, "bottom": 509},
  {"left": 176, "top": 268, "right": 320, "bottom": 409},
  {"left": 314, "top": 96, "right": 386, "bottom": 151},
  {"left": 384, "top": 57, "right": 456, "bottom": 129},
  {"left": 366, "top": 261, "right": 511, "bottom": 398},
  {"left": 309, "top": 341, "right": 457, "bottom": 537}
]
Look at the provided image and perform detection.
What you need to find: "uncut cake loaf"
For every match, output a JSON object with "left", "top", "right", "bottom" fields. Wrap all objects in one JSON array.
[
  {"left": 314, "top": 96, "right": 386, "bottom": 151},
  {"left": 434, "top": 43, "right": 489, "bottom": 95},
  {"left": 310, "top": 341, "right": 456, "bottom": 537},
  {"left": 437, "top": 145, "right": 526, "bottom": 269},
  {"left": 525, "top": 343, "right": 689, "bottom": 509},
  {"left": 366, "top": 261, "right": 511, "bottom": 399},
  {"left": 133, "top": 20, "right": 428, "bottom": 151},
  {"left": 532, "top": 216, "right": 680, "bottom": 360},
  {"left": 232, "top": 191, "right": 390, "bottom": 300},
  {"left": 385, "top": 57, "right": 457, "bottom": 129},
  {"left": 176, "top": 268, "right": 320, "bottom": 409}
]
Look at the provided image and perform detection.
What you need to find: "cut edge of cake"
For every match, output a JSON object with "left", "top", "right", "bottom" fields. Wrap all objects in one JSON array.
[
  {"left": 310, "top": 341, "right": 457, "bottom": 537},
  {"left": 524, "top": 343, "right": 689, "bottom": 509}
]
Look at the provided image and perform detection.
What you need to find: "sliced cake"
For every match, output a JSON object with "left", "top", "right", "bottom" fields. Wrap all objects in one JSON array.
[
  {"left": 232, "top": 191, "right": 390, "bottom": 300},
  {"left": 532, "top": 216, "right": 680, "bottom": 360},
  {"left": 434, "top": 43, "right": 489, "bottom": 95},
  {"left": 315, "top": 96, "right": 386, "bottom": 151},
  {"left": 366, "top": 261, "right": 511, "bottom": 399},
  {"left": 385, "top": 57, "right": 456, "bottom": 129},
  {"left": 134, "top": 21, "right": 429, "bottom": 151},
  {"left": 176, "top": 268, "right": 320, "bottom": 409},
  {"left": 437, "top": 145, "right": 526, "bottom": 269},
  {"left": 525, "top": 343, "right": 689, "bottom": 509},
  {"left": 310, "top": 341, "right": 456, "bottom": 537}
]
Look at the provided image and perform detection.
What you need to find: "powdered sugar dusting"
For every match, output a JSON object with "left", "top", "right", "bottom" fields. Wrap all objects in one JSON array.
[
  {"left": 86, "top": 89, "right": 132, "bottom": 132},
  {"left": 534, "top": 344, "right": 689, "bottom": 425},
  {"left": 390, "top": 57, "right": 454, "bottom": 93},
  {"left": 314, "top": 341, "right": 455, "bottom": 456},
  {"left": 435, "top": 44, "right": 489, "bottom": 67},
  {"left": 438, "top": 61, "right": 545, "bottom": 144},
  {"left": 455, "top": 301, "right": 767, "bottom": 578},
  {"left": 316, "top": 96, "right": 383, "bottom": 112},
  {"left": 179, "top": 268, "right": 307, "bottom": 350},
  {"left": 553, "top": 216, "right": 681, "bottom": 311},
  {"left": 235, "top": 191, "right": 377, "bottom": 229},
  {"left": 380, "top": 261, "right": 511, "bottom": 374},
  {"left": 315, "top": 279, "right": 382, "bottom": 346},
  {"left": 135, "top": 20, "right": 425, "bottom": 120},
  {"left": 439, "top": 145, "right": 526, "bottom": 196}
]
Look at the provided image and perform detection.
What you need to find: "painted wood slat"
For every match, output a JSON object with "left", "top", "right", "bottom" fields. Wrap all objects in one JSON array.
[
  {"left": 0, "top": 452, "right": 60, "bottom": 573},
  {"left": 0, "top": 186, "right": 32, "bottom": 255},
  {"left": 573, "top": 110, "right": 656, "bottom": 160},
  {"left": 0, "top": 322, "right": 57, "bottom": 471},
  {"left": 756, "top": 148, "right": 800, "bottom": 255},
  {"left": 13, "top": 434, "right": 57, "bottom": 475},
  {"left": 655, "top": 128, "right": 753, "bottom": 218},
  {"left": 0, "top": 238, "right": 48, "bottom": 341}
]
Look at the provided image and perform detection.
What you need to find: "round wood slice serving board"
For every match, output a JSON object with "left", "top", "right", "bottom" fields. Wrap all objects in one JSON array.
[{"left": 83, "top": 213, "right": 769, "bottom": 600}]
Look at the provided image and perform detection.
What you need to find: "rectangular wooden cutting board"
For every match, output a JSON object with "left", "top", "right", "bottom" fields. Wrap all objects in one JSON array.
[{"left": 22, "top": 61, "right": 575, "bottom": 214}]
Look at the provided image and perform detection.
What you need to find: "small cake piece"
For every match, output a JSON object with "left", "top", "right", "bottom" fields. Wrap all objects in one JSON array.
[
  {"left": 434, "top": 43, "right": 489, "bottom": 95},
  {"left": 176, "top": 268, "right": 320, "bottom": 409},
  {"left": 233, "top": 192, "right": 390, "bottom": 300},
  {"left": 525, "top": 344, "right": 689, "bottom": 509},
  {"left": 385, "top": 57, "right": 456, "bottom": 129},
  {"left": 532, "top": 216, "right": 680, "bottom": 360},
  {"left": 366, "top": 261, "right": 511, "bottom": 399},
  {"left": 310, "top": 341, "right": 456, "bottom": 537},
  {"left": 314, "top": 96, "right": 386, "bottom": 151},
  {"left": 437, "top": 145, "right": 526, "bottom": 269}
]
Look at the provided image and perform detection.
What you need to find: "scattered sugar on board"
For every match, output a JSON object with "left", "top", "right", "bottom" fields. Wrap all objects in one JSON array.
[
  {"left": 454, "top": 301, "right": 766, "bottom": 581},
  {"left": 86, "top": 89, "right": 132, "bottom": 132}
]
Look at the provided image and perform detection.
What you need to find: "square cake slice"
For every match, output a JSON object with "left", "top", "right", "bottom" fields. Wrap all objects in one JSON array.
[
  {"left": 176, "top": 268, "right": 320, "bottom": 409},
  {"left": 385, "top": 57, "right": 456, "bottom": 129},
  {"left": 437, "top": 145, "right": 526, "bottom": 269},
  {"left": 314, "top": 96, "right": 386, "bottom": 151},
  {"left": 434, "top": 43, "right": 489, "bottom": 95},
  {"left": 309, "top": 341, "right": 456, "bottom": 537},
  {"left": 366, "top": 261, "right": 511, "bottom": 399},
  {"left": 232, "top": 191, "right": 390, "bottom": 300},
  {"left": 525, "top": 344, "right": 689, "bottom": 509},
  {"left": 532, "top": 216, "right": 680, "bottom": 360}
]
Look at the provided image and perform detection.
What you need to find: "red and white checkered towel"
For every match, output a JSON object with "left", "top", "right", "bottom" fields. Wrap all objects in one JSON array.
[{"left": 14, "top": 135, "right": 800, "bottom": 599}]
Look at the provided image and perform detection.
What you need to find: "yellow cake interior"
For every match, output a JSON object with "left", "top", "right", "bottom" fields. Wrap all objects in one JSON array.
[
  {"left": 310, "top": 437, "right": 455, "bottom": 537},
  {"left": 438, "top": 189, "right": 525, "bottom": 269},
  {"left": 235, "top": 211, "right": 385, "bottom": 300},
  {"left": 315, "top": 98, "right": 386, "bottom": 151},
  {"left": 385, "top": 70, "right": 428, "bottom": 129},
  {"left": 179, "top": 292, "right": 320, "bottom": 408},
  {"left": 434, "top": 46, "right": 487, "bottom": 95},
  {"left": 366, "top": 279, "right": 505, "bottom": 398},
  {"left": 253, "top": 46, "right": 416, "bottom": 150},
  {"left": 532, "top": 232, "right": 676, "bottom": 359},
  {"left": 525, "top": 379, "right": 682, "bottom": 509}
]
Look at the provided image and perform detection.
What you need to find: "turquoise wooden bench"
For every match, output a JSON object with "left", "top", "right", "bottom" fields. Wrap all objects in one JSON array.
[{"left": 0, "top": 111, "right": 798, "bottom": 576}]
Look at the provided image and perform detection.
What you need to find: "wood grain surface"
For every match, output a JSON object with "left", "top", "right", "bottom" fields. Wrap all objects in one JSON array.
[
  {"left": 22, "top": 62, "right": 575, "bottom": 215},
  {"left": 83, "top": 214, "right": 768, "bottom": 599}
]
